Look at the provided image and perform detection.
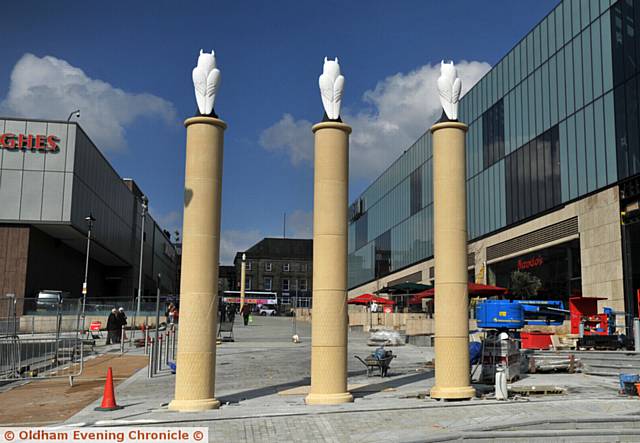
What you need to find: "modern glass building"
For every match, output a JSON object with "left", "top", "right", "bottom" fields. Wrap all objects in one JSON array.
[
  {"left": 0, "top": 117, "right": 178, "bottom": 318},
  {"left": 348, "top": 0, "right": 640, "bottom": 328}
]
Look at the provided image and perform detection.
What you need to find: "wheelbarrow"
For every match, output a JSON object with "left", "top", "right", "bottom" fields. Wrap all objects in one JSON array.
[{"left": 355, "top": 350, "right": 396, "bottom": 377}]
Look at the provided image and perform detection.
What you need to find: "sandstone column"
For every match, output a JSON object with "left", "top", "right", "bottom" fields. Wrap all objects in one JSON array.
[
  {"left": 169, "top": 116, "right": 226, "bottom": 411},
  {"left": 305, "top": 121, "right": 353, "bottom": 405},
  {"left": 429, "top": 121, "right": 475, "bottom": 400},
  {"left": 240, "top": 253, "right": 246, "bottom": 311}
]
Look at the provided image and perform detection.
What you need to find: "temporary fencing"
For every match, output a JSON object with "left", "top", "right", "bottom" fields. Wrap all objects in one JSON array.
[{"left": 0, "top": 297, "right": 85, "bottom": 386}]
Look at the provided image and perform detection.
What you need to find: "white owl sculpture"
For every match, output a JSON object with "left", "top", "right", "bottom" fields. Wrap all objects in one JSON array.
[
  {"left": 437, "top": 60, "right": 462, "bottom": 121},
  {"left": 319, "top": 57, "right": 344, "bottom": 120},
  {"left": 192, "top": 49, "right": 221, "bottom": 116}
]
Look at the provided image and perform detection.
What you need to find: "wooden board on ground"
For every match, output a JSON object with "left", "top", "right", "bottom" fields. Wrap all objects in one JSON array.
[
  {"left": 278, "top": 384, "right": 367, "bottom": 396},
  {"left": 509, "top": 385, "right": 567, "bottom": 396},
  {"left": 0, "top": 354, "right": 148, "bottom": 426}
]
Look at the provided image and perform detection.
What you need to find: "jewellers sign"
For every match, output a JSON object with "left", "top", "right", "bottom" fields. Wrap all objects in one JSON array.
[
  {"left": 0, "top": 133, "right": 60, "bottom": 152},
  {"left": 517, "top": 255, "right": 544, "bottom": 271}
]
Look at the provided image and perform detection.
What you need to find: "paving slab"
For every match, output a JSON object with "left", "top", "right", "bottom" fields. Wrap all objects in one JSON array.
[
  {"left": 0, "top": 353, "right": 148, "bottom": 426},
  {"left": 54, "top": 317, "right": 640, "bottom": 442}
]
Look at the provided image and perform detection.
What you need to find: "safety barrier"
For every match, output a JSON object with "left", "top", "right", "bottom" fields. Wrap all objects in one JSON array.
[
  {"left": 0, "top": 297, "right": 85, "bottom": 386},
  {"left": 0, "top": 335, "right": 84, "bottom": 385},
  {"left": 147, "top": 326, "right": 177, "bottom": 378}
]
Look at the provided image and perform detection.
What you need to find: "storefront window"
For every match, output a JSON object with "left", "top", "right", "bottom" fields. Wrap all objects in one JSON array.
[{"left": 488, "top": 239, "right": 581, "bottom": 304}]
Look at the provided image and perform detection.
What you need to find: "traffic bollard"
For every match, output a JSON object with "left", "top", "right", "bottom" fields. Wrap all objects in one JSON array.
[
  {"left": 172, "top": 329, "right": 177, "bottom": 361},
  {"left": 148, "top": 339, "right": 154, "bottom": 378},
  {"left": 166, "top": 331, "right": 171, "bottom": 364},
  {"left": 144, "top": 326, "right": 149, "bottom": 355}
]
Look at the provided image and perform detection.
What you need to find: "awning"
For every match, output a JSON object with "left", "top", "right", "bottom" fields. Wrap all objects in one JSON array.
[
  {"left": 375, "top": 282, "right": 432, "bottom": 295},
  {"left": 408, "top": 282, "right": 507, "bottom": 304},
  {"left": 347, "top": 293, "right": 396, "bottom": 305}
]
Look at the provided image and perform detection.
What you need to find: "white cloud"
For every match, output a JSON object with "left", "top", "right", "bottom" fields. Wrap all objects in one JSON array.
[
  {"left": 260, "top": 113, "right": 313, "bottom": 165},
  {"left": 260, "top": 60, "right": 491, "bottom": 180},
  {"left": 0, "top": 53, "right": 177, "bottom": 152},
  {"left": 152, "top": 209, "right": 182, "bottom": 239},
  {"left": 286, "top": 209, "right": 312, "bottom": 238},
  {"left": 218, "top": 209, "right": 312, "bottom": 265},
  {"left": 219, "top": 229, "right": 264, "bottom": 265}
]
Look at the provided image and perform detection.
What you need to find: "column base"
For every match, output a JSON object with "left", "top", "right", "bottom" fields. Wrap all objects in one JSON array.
[
  {"left": 168, "top": 398, "right": 221, "bottom": 412},
  {"left": 429, "top": 385, "right": 476, "bottom": 400},
  {"left": 305, "top": 392, "right": 353, "bottom": 405}
]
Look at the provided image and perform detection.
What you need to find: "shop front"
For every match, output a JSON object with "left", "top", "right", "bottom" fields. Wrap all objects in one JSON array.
[{"left": 487, "top": 239, "right": 581, "bottom": 304}]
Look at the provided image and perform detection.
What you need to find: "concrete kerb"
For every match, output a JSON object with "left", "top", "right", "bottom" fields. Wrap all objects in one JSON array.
[
  {"left": 415, "top": 428, "right": 640, "bottom": 443},
  {"left": 66, "top": 386, "right": 640, "bottom": 428}
]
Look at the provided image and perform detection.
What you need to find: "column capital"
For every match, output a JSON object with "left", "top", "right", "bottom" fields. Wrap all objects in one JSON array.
[
  {"left": 430, "top": 121, "right": 468, "bottom": 134},
  {"left": 312, "top": 121, "right": 352, "bottom": 134},
  {"left": 184, "top": 116, "right": 227, "bottom": 130}
]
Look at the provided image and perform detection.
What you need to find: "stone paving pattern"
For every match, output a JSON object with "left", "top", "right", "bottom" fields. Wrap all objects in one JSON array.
[{"left": 62, "top": 317, "right": 640, "bottom": 442}]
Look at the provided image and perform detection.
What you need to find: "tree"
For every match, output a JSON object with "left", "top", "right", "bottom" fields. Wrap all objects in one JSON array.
[{"left": 510, "top": 271, "right": 542, "bottom": 298}]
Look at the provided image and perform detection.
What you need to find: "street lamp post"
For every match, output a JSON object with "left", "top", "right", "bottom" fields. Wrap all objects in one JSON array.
[
  {"left": 67, "top": 109, "right": 80, "bottom": 122},
  {"left": 82, "top": 213, "right": 96, "bottom": 333},
  {"left": 134, "top": 195, "right": 149, "bottom": 339}
]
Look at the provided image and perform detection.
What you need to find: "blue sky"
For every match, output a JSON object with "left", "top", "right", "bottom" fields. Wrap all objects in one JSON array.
[{"left": 0, "top": 1, "right": 558, "bottom": 263}]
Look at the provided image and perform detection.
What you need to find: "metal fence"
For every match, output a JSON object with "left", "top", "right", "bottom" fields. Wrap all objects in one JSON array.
[{"left": 0, "top": 297, "right": 85, "bottom": 386}]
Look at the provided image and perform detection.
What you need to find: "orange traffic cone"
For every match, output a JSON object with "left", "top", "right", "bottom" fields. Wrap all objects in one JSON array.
[{"left": 95, "top": 367, "right": 123, "bottom": 411}]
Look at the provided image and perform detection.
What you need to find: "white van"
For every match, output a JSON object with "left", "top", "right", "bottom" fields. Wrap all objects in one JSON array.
[{"left": 35, "top": 290, "right": 70, "bottom": 311}]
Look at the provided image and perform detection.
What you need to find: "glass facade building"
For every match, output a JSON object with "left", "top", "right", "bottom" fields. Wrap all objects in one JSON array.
[{"left": 348, "top": 0, "right": 637, "bottom": 299}]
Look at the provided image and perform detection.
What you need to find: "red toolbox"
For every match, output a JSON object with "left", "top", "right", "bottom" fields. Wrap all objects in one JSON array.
[{"left": 521, "top": 331, "right": 553, "bottom": 349}]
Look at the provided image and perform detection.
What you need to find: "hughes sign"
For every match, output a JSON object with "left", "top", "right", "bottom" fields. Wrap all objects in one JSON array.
[{"left": 0, "top": 133, "right": 60, "bottom": 152}]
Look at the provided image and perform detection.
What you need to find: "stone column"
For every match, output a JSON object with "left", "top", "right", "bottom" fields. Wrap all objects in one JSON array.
[
  {"left": 240, "top": 253, "right": 246, "bottom": 311},
  {"left": 169, "top": 116, "right": 226, "bottom": 411},
  {"left": 305, "top": 121, "right": 353, "bottom": 405},
  {"left": 429, "top": 121, "right": 475, "bottom": 400}
]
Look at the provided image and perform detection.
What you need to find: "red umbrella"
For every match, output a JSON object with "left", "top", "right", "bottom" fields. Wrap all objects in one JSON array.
[
  {"left": 348, "top": 293, "right": 396, "bottom": 305},
  {"left": 408, "top": 282, "right": 507, "bottom": 304}
]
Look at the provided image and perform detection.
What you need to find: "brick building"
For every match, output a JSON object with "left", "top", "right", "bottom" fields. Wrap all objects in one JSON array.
[{"left": 233, "top": 238, "right": 312, "bottom": 305}]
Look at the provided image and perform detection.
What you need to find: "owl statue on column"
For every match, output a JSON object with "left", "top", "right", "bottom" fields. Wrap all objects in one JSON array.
[
  {"left": 437, "top": 60, "right": 462, "bottom": 121},
  {"left": 319, "top": 57, "right": 345, "bottom": 121},
  {"left": 192, "top": 49, "right": 221, "bottom": 117}
]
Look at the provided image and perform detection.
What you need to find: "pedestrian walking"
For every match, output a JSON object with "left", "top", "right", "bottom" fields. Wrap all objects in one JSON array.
[
  {"left": 241, "top": 304, "right": 251, "bottom": 326},
  {"left": 166, "top": 303, "right": 175, "bottom": 324},
  {"left": 226, "top": 303, "right": 236, "bottom": 324},
  {"left": 219, "top": 300, "right": 227, "bottom": 323},
  {"left": 117, "top": 307, "right": 128, "bottom": 342},
  {"left": 106, "top": 308, "right": 119, "bottom": 345}
]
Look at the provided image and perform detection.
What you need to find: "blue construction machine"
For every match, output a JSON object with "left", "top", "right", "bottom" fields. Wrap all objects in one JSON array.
[{"left": 474, "top": 299, "right": 568, "bottom": 383}]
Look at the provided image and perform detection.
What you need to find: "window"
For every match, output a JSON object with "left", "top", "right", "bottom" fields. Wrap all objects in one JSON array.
[
  {"left": 355, "top": 209, "right": 368, "bottom": 250},
  {"left": 264, "top": 277, "right": 272, "bottom": 291},
  {"left": 246, "top": 261, "right": 252, "bottom": 271},
  {"left": 282, "top": 279, "right": 289, "bottom": 291},
  {"left": 246, "top": 277, "right": 252, "bottom": 291},
  {"left": 266, "top": 262, "right": 272, "bottom": 272},
  {"left": 283, "top": 263, "right": 290, "bottom": 272},
  {"left": 505, "top": 125, "right": 562, "bottom": 225},
  {"left": 410, "top": 165, "right": 422, "bottom": 216},
  {"left": 482, "top": 99, "right": 505, "bottom": 168},
  {"left": 299, "top": 279, "right": 308, "bottom": 291},
  {"left": 374, "top": 230, "right": 391, "bottom": 278}
]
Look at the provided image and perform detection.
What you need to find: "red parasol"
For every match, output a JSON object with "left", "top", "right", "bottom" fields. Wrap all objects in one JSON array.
[
  {"left": 348, "top": 293, "right": 396, "bottom": 305},
  {"left": 408, "top": 282, "right": 507, "bottom": 304}
]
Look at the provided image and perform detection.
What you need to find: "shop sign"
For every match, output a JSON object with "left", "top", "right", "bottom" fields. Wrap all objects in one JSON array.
[
  {"left": 517, "top": 256, "right": 544, "bottom": 271},
  {"left": 0, "top": 133, "right": 60, "bottom": 152}
]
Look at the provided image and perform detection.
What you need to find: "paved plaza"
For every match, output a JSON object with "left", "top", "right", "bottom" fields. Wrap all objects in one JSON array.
[{"left": 42, "top": 317, "right": 640, "bottom": 442}]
